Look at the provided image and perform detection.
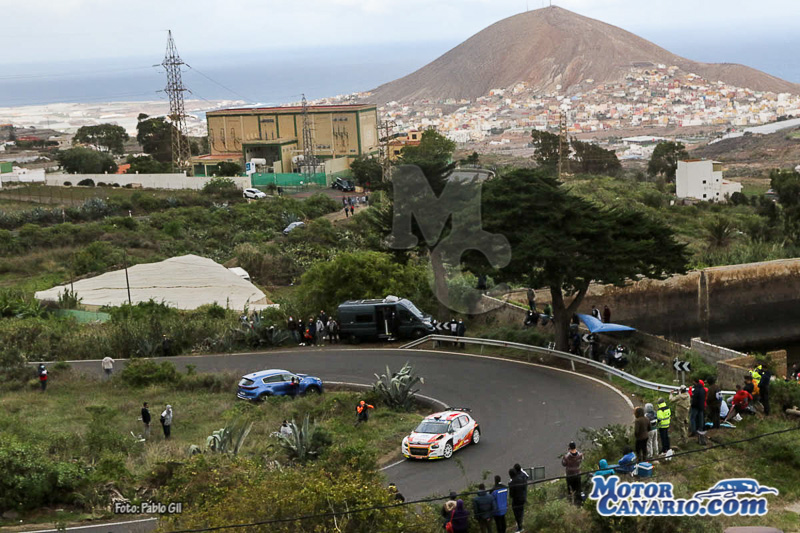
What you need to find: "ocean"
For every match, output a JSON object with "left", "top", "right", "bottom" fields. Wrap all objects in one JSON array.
[{"left": 0, "top": 39, "right": 798, "bottom": 109}]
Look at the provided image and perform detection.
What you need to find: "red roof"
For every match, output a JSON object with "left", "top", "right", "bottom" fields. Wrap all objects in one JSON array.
[
  {"left": 115, "top": 164, "right": 131, "bottom": 174},
  {"left": 194, "top": 153, "right": 242, "bottom": 161}
]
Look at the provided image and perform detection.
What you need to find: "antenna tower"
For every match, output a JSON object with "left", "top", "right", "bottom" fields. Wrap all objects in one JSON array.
[
  {"left": 162, "top": 30, "right": 191, "bottom": 173},
  {"left": 558, "top": 110, "right": 567, "bottom": 179},
  {"left": 301, "top": 94, "right": 317, "bottom": 180},
  {"left": 379, "top": 119, "right": 396, "bottom": 182}
]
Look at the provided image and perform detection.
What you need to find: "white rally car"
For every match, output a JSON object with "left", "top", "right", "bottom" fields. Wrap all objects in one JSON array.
[{"left": 402, "top": 408, "right": 480, "bottom": 460}]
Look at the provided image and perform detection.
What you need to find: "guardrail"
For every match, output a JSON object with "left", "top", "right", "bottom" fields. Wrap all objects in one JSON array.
[{"left": 401, "top": 335, "right": 735, "bottom": 396}]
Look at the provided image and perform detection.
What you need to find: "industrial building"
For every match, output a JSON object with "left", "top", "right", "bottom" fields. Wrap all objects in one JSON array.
[{"left": 193, "top": 104, "right": 379, "bottom": 177}]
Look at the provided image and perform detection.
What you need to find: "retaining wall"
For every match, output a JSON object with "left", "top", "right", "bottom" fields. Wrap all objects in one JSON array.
[
  {"left": 716, "top": 351, "right": 787, "bottom": 390},
  {"left": 46, "top": 173, "right": 251, "bottom": 190},
  {"left": 690, "top": 338, "right": 746, "bottom": 364}
]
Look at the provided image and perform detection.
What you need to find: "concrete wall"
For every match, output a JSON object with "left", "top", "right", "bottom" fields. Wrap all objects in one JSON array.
[
  {"left": 502, "top": 258, "right": 800, "bottom": 350},
  {"left": 691, "top": 338, "right": 746, "bottom": 364},
  {"left": 46, "top": 173, "right": 251, "bottom": 191}
]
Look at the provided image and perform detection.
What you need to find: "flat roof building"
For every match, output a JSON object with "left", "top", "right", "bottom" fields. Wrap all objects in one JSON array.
[{"left": 194, "top": 104, "right": 379, "bottom": 177}]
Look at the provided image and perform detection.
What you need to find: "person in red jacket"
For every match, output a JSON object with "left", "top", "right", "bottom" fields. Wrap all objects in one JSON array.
[{"left": 724, "top": 385, "right": 753, "bottom": 423}]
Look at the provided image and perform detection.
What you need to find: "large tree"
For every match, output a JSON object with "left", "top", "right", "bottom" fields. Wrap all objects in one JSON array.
[
  {"left": 647, "top": 141, "right": 688, "bottom": 180},
  {"left": 571, "top": 138, "right": 621, "bottom": 175},
  {"left": 349, "top": 155, "right": 382, "bottom": 188},
  {"left": 530, "top": 130, "right": 562, "bottom": 170},
  {"left": 73, "top": 124, "right": 129, "bottom": 154},
  {"left": 474, "top": 168, "right": 688, "bottom": 350},
  {"left": 57, "top": 147, "right": 117, "bottom": 174},
  {"left": 136, "top": 113, "right": 186, "bottom": 164}
]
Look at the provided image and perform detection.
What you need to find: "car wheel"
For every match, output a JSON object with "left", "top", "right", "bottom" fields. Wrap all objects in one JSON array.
[
  {"left": 443, "top": 442, "right": 453, "bottom": 459},
  {"left": 349, "top": 334, "right": 361, "bottom": 345},
  {"left": 471, "top": 427, "right": 481, "bottom": 445},
  {"left": 412, "top": 329, "right": 425, "bottom": 339},
  {"left": 258, "top": 392, "right": 271, "bottom": 401},
  {"left": 305, "top": 385, "right": 321, "bottom": 395}
]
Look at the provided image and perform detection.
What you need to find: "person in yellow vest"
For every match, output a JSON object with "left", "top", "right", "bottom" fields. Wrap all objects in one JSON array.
[
  {"left": 656, "top": 398, "right": 671, "bottom": 454},
  {"left": 669, "top": 385, "right": 691, "bottom": 442}
]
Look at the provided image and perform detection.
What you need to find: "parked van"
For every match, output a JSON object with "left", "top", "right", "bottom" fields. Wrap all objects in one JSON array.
[{"left": 337, "top": 295, "right": 434, "bottom": 343}]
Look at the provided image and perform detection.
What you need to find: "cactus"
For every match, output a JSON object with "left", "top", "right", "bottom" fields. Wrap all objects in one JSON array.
[
  {"left": 275, "top": 414, "right": 330, "bottom": 463},
  {"left": 372, "top": 361, "right": 424, "bottom": 411},
  {"left": 188, "top": 417, "right": 253, "bottom": 456}
]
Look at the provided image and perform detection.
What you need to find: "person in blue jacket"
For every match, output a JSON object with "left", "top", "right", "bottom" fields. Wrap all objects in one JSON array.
[
  {"left": 615, "top": 446, "right": 637, "bottom": 475},
  {"left": 490, "top": 475, "right": 508, "bottom": 533},
  {"left": 593, "top": 459, "right": 616, "bottom": 478}
]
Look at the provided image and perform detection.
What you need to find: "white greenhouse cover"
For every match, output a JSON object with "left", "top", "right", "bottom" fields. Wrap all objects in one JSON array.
[{"left": 35, "top": 255, "right": 271, "bottom": 312}]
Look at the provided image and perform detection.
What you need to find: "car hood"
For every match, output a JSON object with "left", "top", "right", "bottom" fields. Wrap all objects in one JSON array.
[
  {"left": 297, "top": 374, "right": 320, "bottom": 382},
  {"left": 407, "top": 431, "right": 446, "bottom": 444}
]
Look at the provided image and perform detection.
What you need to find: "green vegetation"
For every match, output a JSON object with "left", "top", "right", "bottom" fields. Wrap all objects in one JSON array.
[
  {"left": 73, "top": 124, "right": 129, "bottom": 154},
  {"left": 372, "top": 362, "right": 424, "bottom": 411},
  {"left": 648, "top": 141, "right": 689, "bottom": 180},
  {"left": 0, "top": 364, "right": 426, "bottom": 527},
  {"left": 57, "top": 147, "right": 117, "bottom": 174}
]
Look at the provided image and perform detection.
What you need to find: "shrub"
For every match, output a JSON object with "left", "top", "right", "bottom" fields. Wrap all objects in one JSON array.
[
  {"left": 302, "top": 192, "right": 339, "bottom": 218},
  {"left": 77, "top": 178, "right": 95, "bottom": 187},
  {"left": 202, "top": 177, "right": 239, "bottom": 199},
  {"left": 276, "top": 414, "right": 331, "bottom": 463},
  {"left": 63, "top": 181, "right": 72, "bottom": 186},
  {"left": 770, "top": 380, "right": 800, "bottom": 410},
  {"left": 118, "top": 359, "right": 182, "bottom": 387},
  {"left": 72, "top": 241, "right": 124, "bottom": 275}
]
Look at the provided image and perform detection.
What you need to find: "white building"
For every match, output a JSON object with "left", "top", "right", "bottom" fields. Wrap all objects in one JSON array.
[{"left": 676, "top": 160, "right": 742, "bottom": 202}]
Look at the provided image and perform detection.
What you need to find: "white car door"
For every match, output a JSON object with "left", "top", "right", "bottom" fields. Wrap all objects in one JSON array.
[{"left": 456, "top": 415, "right": 471, "bottom": 447}]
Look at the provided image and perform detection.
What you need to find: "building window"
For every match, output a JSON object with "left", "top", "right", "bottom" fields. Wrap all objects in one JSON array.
[{"left": 702, "top": 180, "right": 707, "bottom": 184}]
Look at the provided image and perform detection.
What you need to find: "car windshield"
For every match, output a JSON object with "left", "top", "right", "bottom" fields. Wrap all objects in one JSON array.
[
  {"left": 414, "top": 421, "right": 449, "bottom": 434},
  {"left": 400, "top": 299, "right": 425, "bottom": 319},
  {"left": 238, "top": 378, "right": 254, "bottom": 387}
]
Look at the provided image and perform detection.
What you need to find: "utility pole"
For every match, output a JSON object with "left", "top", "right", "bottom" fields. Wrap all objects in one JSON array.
[
  {"left": 558, "top": 111, "right": 568, "bottom": 180},
  {"left": 301, "top": 94, "right": 317, "bottom": 182},
  {"left": 162, "top": 30, "right": 191, "bottom": 173},
  {"left": 378, "top": 119, "right": 396, "bottom": 182},
  {"left": 124, "top": 252, "right": 132, "bottom": 305}
]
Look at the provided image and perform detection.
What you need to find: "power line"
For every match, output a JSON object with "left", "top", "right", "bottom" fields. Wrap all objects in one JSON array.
[
  {"left": 184, "top": 65, "right": 255, "bottom": 103},
  {"left": 164, "top": 423, "right": 800, "bottom": 533}
]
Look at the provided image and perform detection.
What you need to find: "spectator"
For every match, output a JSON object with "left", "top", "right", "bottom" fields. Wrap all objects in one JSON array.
[
  {"left": 602, "top": 305, "right": 611, "bottom": 323},
  {"left": 644, "top": 403, "right": 659, "bottom": 459},
  {"left": 593, "top": 459, "right": 615, "bottom": 478},
  {"left": 287, "top": 316, "right": 300, "bottom": 344},
  {"left": 524, "top": 310, "right": 539, "bottom": 327},
  {"left": 669, "top": 386, "right": 690, "bottom": 442},
  {"left": 450, "top": 499, "right": 470, "bottom": 533},
  {"left": 706, "top": 377, "right": 722, "bottom": 429},
  {"left": 508, "top": 468, "right": 527, "bottom": 533},
  {"left": 456, "top": 319, "right": 466, "bottom": 348},
  {"left": 543, "top": 303, "right": 553, "bottom": 319},
  {"left": 102, "top": 356, "right": 114, "bottom": 378},
  {"left": 760, "top": 366, "right": 773, "bottom": 416},
  {"left": 315, "top": 317, "right": 326, "bottom": 346},
  {"left": 616, "top": 446, "right": 637, "bottom": 475},
  {"left": 141, "top": 402, "right": 151, "bottom": 439},
  {"left": 719, "top": 395, "right": 730, "bottom": 421},
  {"left": 490, "top": 475, "right": 508, "bottom": 533},
  {"left": 344, "top": 206, "right": 350, "bottom": 218},
  {"left": 38, "top": 364, "right": 48, "bottom": 392},
  {"left": 441, "top": 491, "right": 458, "bottom": 524},
  {"left": 689, "top": 379, "right": 706, "bottom": 437},
  {"left": 303, "top": 317, "right": 316, "bottom": 346},
  {"left": 725, "top": 385, "right": 754, "bottom": 423},
  {"left": 349, "top": 205, "right": 354, "bottom": 216},
  {"left": 743, "top": 375, "right": 755, "bottom": 398},
  {"left": 160, "top": 405, "right": 173, "bottom": 440},
  {"left": 472, "top": 483, "right": 496, "bottom": 533},
  {"left": 354, "top": 400, "right": 374, "bottom": 425},
  {"left": 634, "top": 407, "right": 650, "bottom": 462},
  {"left": 319, "top": 310, "right": 328, "bottom": 326},
  {"left": 280, "top": 420, "right": 293, "bottom": 437},
  {"left": 561, "top": 442, "right": 584, "bottom": 506},
  {"left": 591, "top": 305, "right": 601, "bottom": 320},
  {"left": 656, "top": 398, "right": 671, "bottom": 453},
  {"left": 388, "top": 483, "right": 405, "bottom": 503},
  {"left": 327, "top": 318, "right": 339, "bottom": 344},
  {"left": 527, "top": 288, "right": 536, "bottom": 311},
  {"left": 513, "top": 463, "right": 529, "bottom": 481}
]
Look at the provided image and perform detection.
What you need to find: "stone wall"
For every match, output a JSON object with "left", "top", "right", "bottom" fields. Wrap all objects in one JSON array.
[
  {"left": 46, "top": 173, "right": 252, "bottom": 191},
  {"left": 716, "top": 351, "right": 787, "bottom": 390},
  {"left": 690, "top": 338, "right": 746, "bottom": 364}
]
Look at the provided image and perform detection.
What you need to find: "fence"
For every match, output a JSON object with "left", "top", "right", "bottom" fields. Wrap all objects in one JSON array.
[
  {"left": 251, "top": 172, "right": 327, "bottom": 188},
  {"left": 401, "top": 334, "right": 735, "bottom": 395}
]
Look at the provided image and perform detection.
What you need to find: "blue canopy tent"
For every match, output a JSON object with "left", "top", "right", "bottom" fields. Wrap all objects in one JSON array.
[{"left": 577, "top": 314, "right": 636, "bottom": 334}]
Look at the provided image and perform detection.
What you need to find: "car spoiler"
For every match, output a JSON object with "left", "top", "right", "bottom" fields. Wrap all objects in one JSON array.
[{"left": 448, "top": 407, "right": 472, "bottom": 413}]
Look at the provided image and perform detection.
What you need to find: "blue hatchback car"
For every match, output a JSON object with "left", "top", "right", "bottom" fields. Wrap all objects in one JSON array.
[{"left": 237, "top": 369, "right": 323, "bottom": 401}]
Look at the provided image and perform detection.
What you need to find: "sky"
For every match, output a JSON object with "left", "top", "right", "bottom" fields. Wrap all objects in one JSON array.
[{"left": 1, "top": 0, "right": 798, "bottom": 66}]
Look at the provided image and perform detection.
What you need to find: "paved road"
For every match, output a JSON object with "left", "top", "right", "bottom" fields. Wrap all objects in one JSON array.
[{"left": 66, "top": 347, "right": 631, "bottom": 503}]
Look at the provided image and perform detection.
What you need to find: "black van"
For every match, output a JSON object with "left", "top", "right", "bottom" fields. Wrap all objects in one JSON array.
[{"left": 337, "top": 296, "right": 434, "bottom": 343}]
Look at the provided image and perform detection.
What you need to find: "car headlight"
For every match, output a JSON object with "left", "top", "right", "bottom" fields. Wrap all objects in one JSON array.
[{"left": 431, "top": 444, "right": 439, "bottom": 449}]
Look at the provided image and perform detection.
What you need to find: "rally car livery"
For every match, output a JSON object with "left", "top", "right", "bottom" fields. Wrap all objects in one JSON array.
[{"left": 402, "top": 408, "right": 480, "bottom": 460}]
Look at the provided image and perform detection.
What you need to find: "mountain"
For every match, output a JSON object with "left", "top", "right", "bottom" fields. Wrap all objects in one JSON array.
[{"left": 369, "top": 6, "right": 800, "bottom": 104}]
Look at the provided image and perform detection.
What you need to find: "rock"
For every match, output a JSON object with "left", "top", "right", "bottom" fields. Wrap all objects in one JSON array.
[{"left": 2, "top": 510, "right": 20, "bottom": 519}]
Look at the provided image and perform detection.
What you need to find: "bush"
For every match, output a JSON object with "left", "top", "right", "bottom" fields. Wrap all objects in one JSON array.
[
  {"left": 63, "top": 181, "right": 72, "bottom": 186},
  {"left": 770, "top": 380, "right": 800, "bottom": 410},
  {"left": 72, "top": 241, "right": 124, "bottom": 275},
  {"left": 302, "top": 193, "right": 339, "bottom": 218},
  {"left": 202, "top": 177, "right": 239, "bottom": 199},
  {"left": 77, "top": 178, "right": 95, "bottom": 187},
  {"left": 118, "top": 359, "right": 182, "bottom": 387}
]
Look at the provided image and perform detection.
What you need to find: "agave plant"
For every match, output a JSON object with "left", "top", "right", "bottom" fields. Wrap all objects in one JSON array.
[
  {"left": 189, "top": 417, "right": 253, "bottom": 456},
  {"left": 276, "top": 414, "right": 330, "bottom": 463},
  {"left": 372, "top": 361, "right": 424, "bottom": 411}
]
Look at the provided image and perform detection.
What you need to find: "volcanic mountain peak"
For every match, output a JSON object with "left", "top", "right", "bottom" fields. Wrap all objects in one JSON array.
[{"left": 370, "top": 6, "right": 800, "bottom": 104}]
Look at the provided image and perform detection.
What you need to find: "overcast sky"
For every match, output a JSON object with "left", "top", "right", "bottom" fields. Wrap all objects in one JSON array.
[{"left": 1, "top": 0, "right": 798, "bottom": 67}]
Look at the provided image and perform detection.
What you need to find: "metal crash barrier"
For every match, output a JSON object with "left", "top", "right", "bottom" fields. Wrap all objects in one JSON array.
[{"left": 400, "top": 335, "right": 735, "bottom": 396}]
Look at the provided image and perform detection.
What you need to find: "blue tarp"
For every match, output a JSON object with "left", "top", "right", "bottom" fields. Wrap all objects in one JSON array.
[{"left": 577, "top": 314, "right": 636, "bottom": 334}]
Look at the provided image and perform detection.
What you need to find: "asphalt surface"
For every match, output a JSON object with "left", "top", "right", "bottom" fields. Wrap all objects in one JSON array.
[{"left": 64, "top": 347, "right": 631, "bottom": 506}]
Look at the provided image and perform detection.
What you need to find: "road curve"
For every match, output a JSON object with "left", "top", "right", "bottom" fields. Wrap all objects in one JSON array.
[{"left": 65, "top": 347, "right": 631, "bottom": 503}]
